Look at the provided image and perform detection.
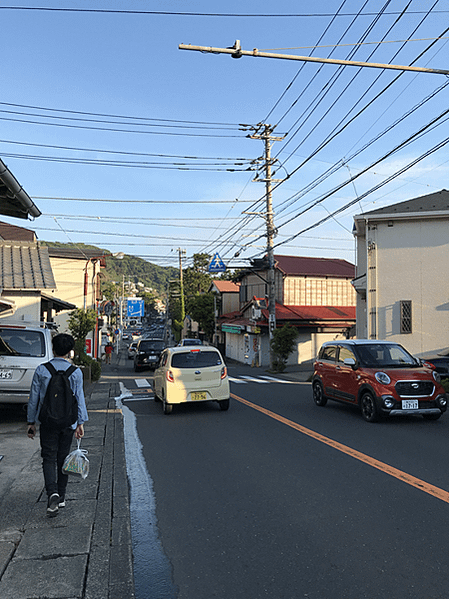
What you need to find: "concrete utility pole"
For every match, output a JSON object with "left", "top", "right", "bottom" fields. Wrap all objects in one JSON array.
[
  {"left": 179, "top": 41, "right": 449, "bottom": 76},
  {"left": 248, "top": 125, "right": 285, "bottom": 363},
  {"left": 178, "top": 248, "right": 186, "bottom": 321}
]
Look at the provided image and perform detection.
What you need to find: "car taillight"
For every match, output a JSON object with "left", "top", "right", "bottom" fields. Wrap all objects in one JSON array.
[
  {"left": 166, "top": 370, "right": 174, "bottom": 383},
  {"left": 221, "top": 366, "right": 227, "bottom": 380}
]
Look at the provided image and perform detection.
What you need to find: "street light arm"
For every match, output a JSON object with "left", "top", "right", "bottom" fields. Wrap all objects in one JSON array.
[{"left": 179, "top": 43, "right": 449, "bottom": 75}]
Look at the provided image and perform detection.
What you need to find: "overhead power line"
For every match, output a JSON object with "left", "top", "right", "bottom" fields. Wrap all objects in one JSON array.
[{"left": 0, "top": 7, "right": 446, "bottom": 17}]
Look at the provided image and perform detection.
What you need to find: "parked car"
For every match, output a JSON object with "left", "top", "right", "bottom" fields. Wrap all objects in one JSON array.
[
  {"left": 312, "top": 339, "right": 447, "bottom": 422},
  {"left": 153, "top": 346, "right": 230, "bottom": 414},
  {"left": 127, "top": 341, "right": 138, "bottom": 360},
  {"left": 134, "top": 338, "right": 165, "bottom": 372},
  {"left": 178, "top": 338, "right": 203, "bottom": 347},
  {"left": 0, "top": 321, "right": 54, "bottom": 405},
  {"left": 420, "top": 348, "right": 449, "bottom": 378}
]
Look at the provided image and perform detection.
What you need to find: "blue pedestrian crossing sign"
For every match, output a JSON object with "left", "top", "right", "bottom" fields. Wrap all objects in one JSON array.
[{"left": 208, "top": 253, "right": 226, "bottom": 273}]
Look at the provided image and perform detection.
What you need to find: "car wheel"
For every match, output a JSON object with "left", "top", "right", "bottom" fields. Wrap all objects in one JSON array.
[
  {"left": 312, "top": 381, "right": 327, "bottom": 407},
  {"left": 163, "top": 400, "right": 173, "bottom": 415},
  {"left": 219, "top": 399, "right": 230, "bottom": 411},
  {"left": 422, "top": 412, "right": 442, "bottom": 421},
  {"left": 360, "top": 391, "right": 379, "bottom": 422}
]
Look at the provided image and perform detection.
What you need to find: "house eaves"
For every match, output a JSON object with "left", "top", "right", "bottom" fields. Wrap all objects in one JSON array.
[
  {"left": 0, "top": 159, "right": 41, "bottom": 220},
  {"left": 0, "top": 242, "right": 56, "bottom": 290},
  {"left": 354, "top": 190, "right": 449, "bottom": 229}
]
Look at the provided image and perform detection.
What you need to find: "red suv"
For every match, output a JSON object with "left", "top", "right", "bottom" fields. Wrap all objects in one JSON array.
[{"left": 313, "top": 339, "right": 447, "bottom": 422}]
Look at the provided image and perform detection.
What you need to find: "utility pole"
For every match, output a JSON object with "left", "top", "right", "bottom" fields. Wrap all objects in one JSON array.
[
  {"left": 248, "top": 124, "right": 285, "bottom": 368},
  {"left": 178, "top": 248, "right": 186, "bottom": 322}
]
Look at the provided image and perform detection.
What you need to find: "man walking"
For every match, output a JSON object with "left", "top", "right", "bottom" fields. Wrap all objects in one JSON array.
[{"left": 27, "top": 333, "right": 88, "bottom": 517}]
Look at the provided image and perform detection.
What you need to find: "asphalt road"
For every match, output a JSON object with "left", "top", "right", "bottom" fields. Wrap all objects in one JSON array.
[{"left": 120, "top": 358, "right": 449, "bottom": 599}]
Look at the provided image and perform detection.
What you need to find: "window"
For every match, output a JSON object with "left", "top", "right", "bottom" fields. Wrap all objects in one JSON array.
[
  {"left": 320, "top": 345, "right": 337, "bottom": 361},
  {"left": 400, "top": 300, "right": 412, "bottom": 334},
  {"left": 0, "top": 330, "right": 45, "bottom": 357},
  {"left": 171, "top": 351, "right": 222, "bottom": 368},
  {"left": 338, "top": 346, "right": 356, "bottom": 363}
]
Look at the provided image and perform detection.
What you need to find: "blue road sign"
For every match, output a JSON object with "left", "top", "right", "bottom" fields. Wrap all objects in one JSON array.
[
  {"left": 127, "top": 298, "right": 144, "bottom": 318},
  {"left": 208, "top": 253, "right": 226, "bottom": 273}
]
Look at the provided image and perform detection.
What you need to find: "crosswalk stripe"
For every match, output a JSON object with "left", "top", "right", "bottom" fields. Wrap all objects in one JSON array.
[
  {"left": 229, "top": 375, "right": 300, "bottom": 385},
  {"left": 240, "top": 375, "right": 270, "bottom": 383},
  {"left": 135, "top": 379, "right": 151, "bottom": 387}
]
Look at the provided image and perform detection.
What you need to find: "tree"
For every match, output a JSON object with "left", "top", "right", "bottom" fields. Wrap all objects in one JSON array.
[
  {"left": 184, "top": 253, "right": 213, "bottom": 297},
  {"left": 270, "top": 324, "right": 298, "bottom": 372},
  {"left": 186, "top": 293, "right": 215, "bottom": 340},
  {"left": 67, "top": 308, "right": 101, "bottom": 380}
]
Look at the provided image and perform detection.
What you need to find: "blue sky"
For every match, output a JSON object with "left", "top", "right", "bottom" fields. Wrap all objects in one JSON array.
[{"left": 1, "top": 0, "right": 448, "bottom": 269}]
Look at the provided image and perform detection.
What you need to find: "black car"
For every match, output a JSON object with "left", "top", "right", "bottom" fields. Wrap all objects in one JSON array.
[
  {"left": 421, "top": 349, "right": 449, "bottom": 379},
  {"left": 134, "top": 338, "right": 165, "bottom": 372}
]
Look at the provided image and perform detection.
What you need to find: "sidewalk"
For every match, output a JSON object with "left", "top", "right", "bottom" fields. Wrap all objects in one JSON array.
[{"left": 0, "top": 359, "right": 134, "bottom": 599}]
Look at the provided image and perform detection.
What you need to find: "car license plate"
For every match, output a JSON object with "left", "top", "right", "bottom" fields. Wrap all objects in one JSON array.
[
  {"left": 0, "top": 369, "right": 12, "bottom": 379},
  {"left": 148, "top": 355, "right": 157, "bottom": 361},
  {"left": 191, "top": 391, "right": 207, "bottom": 401},
  {"left": 402, "top": 399, "right": 418, "bottom": 410}
]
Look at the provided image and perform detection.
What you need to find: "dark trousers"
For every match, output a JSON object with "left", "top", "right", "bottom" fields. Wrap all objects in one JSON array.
[{"left": 39, "top": 424, "right": 75, "bottom": 498}]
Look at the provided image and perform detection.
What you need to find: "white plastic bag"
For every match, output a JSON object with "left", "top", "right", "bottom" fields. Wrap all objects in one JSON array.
[{"left": 62, "top": 438, "right": 89, "bottom": 479}]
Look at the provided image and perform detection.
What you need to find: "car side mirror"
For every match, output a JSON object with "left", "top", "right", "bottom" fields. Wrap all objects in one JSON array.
[{"left": 344, "top": 357, "right": 357, "bottom": 369}]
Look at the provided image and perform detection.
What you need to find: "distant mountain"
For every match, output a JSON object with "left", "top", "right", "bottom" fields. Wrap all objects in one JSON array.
[{"left": 41, "top": 242, "right": 179, "bottom": 297}]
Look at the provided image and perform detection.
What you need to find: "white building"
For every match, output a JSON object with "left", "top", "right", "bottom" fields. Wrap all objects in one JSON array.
[{"left": 353, "top": 189, "right": 449, "bottom": 357}]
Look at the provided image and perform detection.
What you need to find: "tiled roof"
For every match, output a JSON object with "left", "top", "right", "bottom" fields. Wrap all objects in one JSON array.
[
  {"left": 0, "top": 242, "right": 56, "bottom": 290},
  {"left": 274, "top": 255, "right": 355, "bottom": 278},
  {"left": 0, "top": 221, "right": 36, "bottom": 242},
  {"left": 210, "top": 280, "right": 240, "bottom": 293}
]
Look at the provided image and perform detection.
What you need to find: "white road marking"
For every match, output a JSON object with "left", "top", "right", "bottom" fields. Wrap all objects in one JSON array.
[
  {"left": 135, "top": 378, "right": 151, "bottom": 387},
  {"left": 240, "top": 375, "right": 270, "bottom": 383}
]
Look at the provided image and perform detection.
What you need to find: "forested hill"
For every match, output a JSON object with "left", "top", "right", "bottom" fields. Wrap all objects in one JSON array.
[{"left": 41, "top": 242, "right": 179, "bottom": 297}]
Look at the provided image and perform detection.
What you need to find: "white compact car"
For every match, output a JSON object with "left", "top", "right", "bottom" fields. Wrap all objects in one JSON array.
[
  {"left": 153, "top": 346, "right": 230, "bottom": 414},
  {"left": 0, "top": 321, "right": 54, "bottom": 405}
]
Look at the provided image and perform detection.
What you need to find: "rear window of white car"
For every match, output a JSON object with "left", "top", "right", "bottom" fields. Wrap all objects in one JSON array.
[
  {"left": 171, "top": 351, "right": 222, "bottom": 368},
  {"left": 0, "top": 329, "right": 46, "bottom": 357}
]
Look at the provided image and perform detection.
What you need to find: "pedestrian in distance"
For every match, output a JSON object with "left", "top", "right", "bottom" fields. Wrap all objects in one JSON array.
[
  {"left": 27, "top": 333, "right": 88, "bottom": 517},
  {"left": 104, "top": 341, "right": 113, "bottom": 364}
]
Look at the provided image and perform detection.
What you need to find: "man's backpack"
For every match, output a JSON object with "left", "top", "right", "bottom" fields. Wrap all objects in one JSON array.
[{"left": 39, "top": 362, "right": 78, "bottom": 428}]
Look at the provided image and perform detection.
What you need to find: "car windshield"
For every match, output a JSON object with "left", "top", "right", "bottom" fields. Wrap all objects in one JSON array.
[
  {"left": 355, "top": 343, "right": 418, "bottom": 368},
  {"left": 171, "top": 351, "right": 222, "bottom": 368},
  {"left": 139, "top": 341, "right": 164, "bottom": 351},
  {"left": 0, "top": 329, "right": 45, "bottom": 357},
  {"left": 182, "top": 339, "right": 202, "bottom": 346}
]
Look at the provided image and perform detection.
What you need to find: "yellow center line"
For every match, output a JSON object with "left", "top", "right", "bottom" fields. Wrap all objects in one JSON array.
[{"left": 231, "top": 392, "right": 449, "bottom": 505}]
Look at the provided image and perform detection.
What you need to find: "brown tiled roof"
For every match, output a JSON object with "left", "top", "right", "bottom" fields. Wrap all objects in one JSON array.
[
  {"left": 0, "top": 242, "right": 56, "bottom": 290},
  {"left": 274, "top": 255, "right": 355, "bottom": 278},
  {"left": 0, "top": 221, "right": 36, "bottom": 242},
  {"left": 211, "top": 280, "right": 240, "bottom": 293}
]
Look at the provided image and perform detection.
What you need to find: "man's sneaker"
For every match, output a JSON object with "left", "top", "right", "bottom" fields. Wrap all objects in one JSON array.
[
  {"left": 58, "top": 497, "right": 66, "bottom": 508},
  {"left": 47, "top": 493, "right": 60, "bottom": 517}
]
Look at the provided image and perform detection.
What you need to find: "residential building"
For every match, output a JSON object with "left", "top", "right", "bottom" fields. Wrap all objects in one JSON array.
[
  {"left": 353, "top": 189, "right": 449, "bottom": 357},
  {"left": 220, "top": 255, "right": 356, "bottom": 367}
]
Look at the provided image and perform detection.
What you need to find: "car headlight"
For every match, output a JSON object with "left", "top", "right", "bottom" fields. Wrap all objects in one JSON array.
[
  {"left": 375, "top": 372, "right": 391, "bottom": 385},
  {"left": 433, "top": 370, "right": 441, "bottom": 383}
]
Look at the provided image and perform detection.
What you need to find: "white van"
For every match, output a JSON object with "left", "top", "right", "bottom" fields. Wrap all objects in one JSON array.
[{"left": 0, "top": 321, "right": 54, "bottom": 405}]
